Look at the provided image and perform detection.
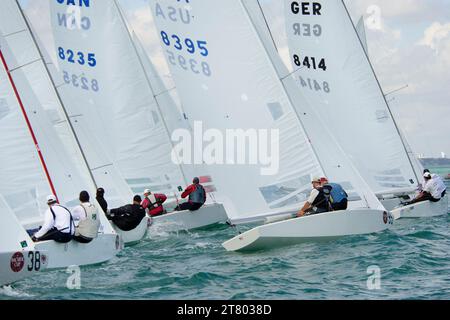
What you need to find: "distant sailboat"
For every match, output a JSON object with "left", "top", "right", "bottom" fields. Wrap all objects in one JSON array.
[
  {"left": 150, "top": 0, "right": 393, "bottom": 252},
  {"left": 0, "top": 0, "right": 121, "bottom": 269}
]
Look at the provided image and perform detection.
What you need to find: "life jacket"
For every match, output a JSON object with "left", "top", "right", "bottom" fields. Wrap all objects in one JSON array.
[
  {"left": 145, "top": 194, "right": 164, "bottom": 217},
  {"left": 189, "top": 184, "right": 206, "bottom": 204},
  {"left": 76, "top": 203, "right": 100, "bottom": 239},
  {"left": 311, "top": 188, "right": 331, "bottom": 211},
  {"left": 325, "top": 183, "right": 348, "bottom": 204}
]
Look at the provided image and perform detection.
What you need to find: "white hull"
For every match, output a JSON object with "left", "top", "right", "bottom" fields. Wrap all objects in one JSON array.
[
  {"left": 112, "top": 217, "right": 150, "bottom": 245},
  {"left": 0, "top": 250, "right": 48, "bottom": 286},
  {"left": 148, "top": 203, "right": 228, "bottom": 234},
  {"left": 34, "top": 233, "right": 121, "bottom": 269},
  {"left": 223, "top": 209, "right": 393, "bottom": 252},
  {"left": 391, "top": 195, "right": 448, "bottom": 220},
  {"left": 381, "top": 198, "right": 405, "bottom": 212}
]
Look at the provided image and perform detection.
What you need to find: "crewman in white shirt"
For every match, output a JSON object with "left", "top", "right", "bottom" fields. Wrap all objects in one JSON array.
[
  {"left": 408, "top": 173, "right": 444, "bottom": 205},
  {"left": 32, "top": 195, "right": 74, "bottom": 243}
]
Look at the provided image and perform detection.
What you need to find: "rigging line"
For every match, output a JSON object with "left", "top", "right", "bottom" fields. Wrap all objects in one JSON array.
[
  {"left": 384, "top": 85, "right": 409, "bottom": 97},
  {"left": 0, "top": 49, "right": 59, "bottom": 200},
  {"left": 3, "top": 29, "right": 27, "bottom": 38},
  {"left": 154, "top": 86, "right": 177, "bottom": 98},
  {"left": 280, "top": 65, "right": 305, "bottom": 81},
  {"left": 8, "top": 58, "right": 41, "bottom": 73},
  {"left": 256, "top": 0, "right": 279, "bottom": 53}
]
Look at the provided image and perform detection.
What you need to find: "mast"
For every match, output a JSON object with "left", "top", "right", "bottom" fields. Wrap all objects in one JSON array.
[
  {"left": 112, "top": 0, "right": 189, "bottom": 186},
  {"left": 0, "top": 48, "right": 58, "bottom": 199},
  {"left": 340, "top": 0, "right": 419, "bottom": 184},
  {"left": 14, "top": 0, "right": 99, "bottom": 190},
  {"left": 243, "top": 0, "right": 329, "bottom": 178}
]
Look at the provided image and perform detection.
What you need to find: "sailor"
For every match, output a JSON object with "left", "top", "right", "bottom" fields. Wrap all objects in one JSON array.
[
  {"left": 424, "top": 169, "right": 447, "bottom": 198},
  {"left": 407, "top": 172, "right": 444, "bottom": 205},
  {"left": 141, "top": 189, "right": 168, "bottom": 217},
  {"left": 71, "top": 191, "right": 101, "bottom": 244},
  {"left": 96, "top": 187, "right": 108, "bottom": 214},
  {"left": 107, "top": 195, "right": 146, "bottom": 231},
  {"left": 32, "top": 195, "right": 74, "bottom": 243},
  {"left": 175, "top": 177, "right": 207, "bottom": 211},
  {"left": 320, "top": 177, "right": 349, "bottom": 211},
  {"left": 297, "top": 177, "right": 332, "bottom": 217}
]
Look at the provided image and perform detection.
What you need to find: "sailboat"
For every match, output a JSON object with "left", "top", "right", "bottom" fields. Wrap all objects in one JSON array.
[
  {"left": 44, "top": 0, "right": 227, "bottom": 235},
  {"left": 282, "top": 0, "right": 448, "bottom": 219},
  {"left": 150, "top": 0, "right": 393, "bottom": 252},
  {"left": 0, "top": 196, "right": 48, "bottom": 286},
  {"left": 0, "top": 0, "right": 121, "bottom": 268}
]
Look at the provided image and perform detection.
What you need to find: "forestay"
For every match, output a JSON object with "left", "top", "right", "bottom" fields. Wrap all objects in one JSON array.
[
  {"left": 150, "top": 0, "right": 383, "bottom": 221},
  {"left": 284, "top": 0, "right": 418, "bottom": 194},
  {"left": 48, "top": 0, "right": 187, "bottom": 207}
]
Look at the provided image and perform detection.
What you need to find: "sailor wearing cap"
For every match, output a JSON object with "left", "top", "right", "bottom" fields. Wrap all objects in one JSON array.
[
  {"left": 141, "top": 189, "right": 168, "bottom": 217},
  {"left": 406, "top": 172, "right": 446, "bottom": 205},
  {"left": 32, "top": 195, "right": 74, "bottom": 243},
  {"left": 297, "top": 176, "right": 332, "bottom": 217}
]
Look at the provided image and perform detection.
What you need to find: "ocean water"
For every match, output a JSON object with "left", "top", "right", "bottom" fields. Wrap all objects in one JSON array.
[{"left": 1, "top": 170, "right": 449, "bottom": 300}]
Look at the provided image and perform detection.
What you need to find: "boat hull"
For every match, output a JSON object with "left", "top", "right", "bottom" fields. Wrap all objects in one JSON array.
[
  {"left": 112, "top": 217, "right": 150, "bottom": 245},
  {"left": 34, "top": 233, "right": 121, "bottom": 269},
  {"left": 0, "top": 250, "right": 48, "bottom": 286},
  {"left": 391, "top": 195, "right": 448, "bottom": 220},
  {"left": 148, "top": 203, "right": 228, "bottom": 234},
  {"left": 223, "top": 209, "right": 392, "bottom": 252}
]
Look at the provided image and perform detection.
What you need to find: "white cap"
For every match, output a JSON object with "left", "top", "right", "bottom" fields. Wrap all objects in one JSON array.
[
  {"left": 144, "top": 189, "right": 151, "bottom": 195},
  {"left": 46, "top": 195, "right": 57, "bottom": 204},
  {"left": 311, "top": 176, "right": 321, "bottom": 183}
]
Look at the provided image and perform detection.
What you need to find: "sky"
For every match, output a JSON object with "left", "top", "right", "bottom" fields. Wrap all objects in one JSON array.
[{"left": 22, "top": 0, "right": 450, "bottom": 158}]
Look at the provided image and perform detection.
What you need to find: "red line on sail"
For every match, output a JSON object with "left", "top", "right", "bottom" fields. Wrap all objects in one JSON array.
[{"left": 0, "top": 49, "right": 58, "bottom": 201}]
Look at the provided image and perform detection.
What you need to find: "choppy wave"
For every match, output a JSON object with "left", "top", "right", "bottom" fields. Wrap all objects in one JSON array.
[{"left": 2, "top": 212, "right": 449, "bottom": 300}]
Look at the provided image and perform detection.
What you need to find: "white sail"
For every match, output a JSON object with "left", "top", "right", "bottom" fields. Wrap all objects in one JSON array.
[
  {"left": 47, "top": 0, "right": 192, "bottom": 208},
  {"left": 284, "top": 0, "right": 418, "bottom": 194},
  {"left": 356, "top": 16, "right": 368, "bottom": 55},
  {"left": 131, "top": 31, "right": 220, "bottom": 196},
  {"left": 0, "top": 0, "right": 114, "bottom": 233},
  {"left": 354, "top": 17, "right": 425, "bottom": 181},
  {"left": 242, "top": 0, "right": 385, "bottom": 210},
  {"left": 150, "top": 0, "right": 383, "bottom": 221}
]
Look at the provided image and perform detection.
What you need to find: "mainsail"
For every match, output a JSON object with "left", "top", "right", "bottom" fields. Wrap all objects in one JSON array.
[
  {"left": 283, "top": 0, "right": 418, "bottom": 195},
  {"left": 150, "top": 0, "right": 383, "bottom": 220},
  {"left": 47, "top": 0, "right": 189, "bottom": 207}
]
